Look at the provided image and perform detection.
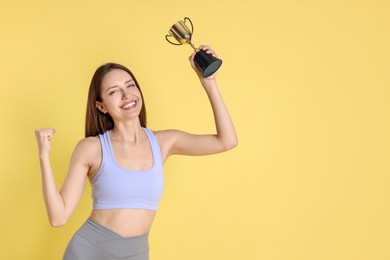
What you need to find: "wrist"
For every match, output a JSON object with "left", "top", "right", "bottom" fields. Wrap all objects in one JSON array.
[
  {"left": 200, "top": 77, "right": 217, "bottom": 89},
  {"left": 39, "top": 151, "right": 50, "bottom": 160}
]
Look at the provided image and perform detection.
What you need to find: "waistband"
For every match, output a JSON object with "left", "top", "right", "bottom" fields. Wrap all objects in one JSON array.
[{"left": 74, "top": 218, "right": 149, "bottom": 258}]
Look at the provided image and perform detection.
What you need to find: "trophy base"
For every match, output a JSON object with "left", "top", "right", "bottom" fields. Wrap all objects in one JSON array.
[{"left": 194, "top": 50, "right": 223, "bottom": 78}]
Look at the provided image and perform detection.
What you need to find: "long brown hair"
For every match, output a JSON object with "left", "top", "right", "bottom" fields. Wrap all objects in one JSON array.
[{"left": 85, "top": 63, "right": 147, "bottom": 137}]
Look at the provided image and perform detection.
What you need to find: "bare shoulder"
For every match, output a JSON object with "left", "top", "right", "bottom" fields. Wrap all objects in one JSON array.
[
  {"left": 72, "top": 136, "right": 101, "bottom": 165},
  {"left": 152, "top": 129, "right": 185, "bottom": 144},
  {"left": 152, "top": 129, "right": 175, "bottom": 138},
  {"left": 151, "top": 129, "right": 184, "bottom": 160},
  {"left": 70, "top": 136, "right": 101, "bottom": 176},
  {"left": 75, "top": 136, "right": 100, "bottom": 152}
]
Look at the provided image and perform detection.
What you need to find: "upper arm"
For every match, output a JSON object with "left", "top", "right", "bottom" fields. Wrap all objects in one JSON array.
[
  {"left": 154, "top": 129, "right": 231, "bottom": 158},
  {"left": 59, "top": 137, "right": 98, "bottom": 219}
]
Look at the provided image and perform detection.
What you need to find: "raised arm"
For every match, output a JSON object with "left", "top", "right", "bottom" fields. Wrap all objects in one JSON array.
[
  {"left": 35, "top": 129, "right": 92, "bottom": 227},
  {"left": 156, "top": 45, "right": 238, "bottom": 158}
]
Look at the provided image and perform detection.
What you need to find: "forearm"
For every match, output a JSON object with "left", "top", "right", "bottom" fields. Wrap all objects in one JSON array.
[
  {"left": 201, "top": 78, "right": 238, "bottom": 150},
  {"left": 39, "top": 153, "right": 66, "bottom": 226}
]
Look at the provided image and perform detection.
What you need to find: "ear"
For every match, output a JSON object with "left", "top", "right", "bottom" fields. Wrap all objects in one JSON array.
[{"left": 96, "top": 101, "right": 107, "bottom": 114}]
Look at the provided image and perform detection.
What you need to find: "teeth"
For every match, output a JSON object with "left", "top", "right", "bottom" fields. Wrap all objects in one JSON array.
[{"left": 123, "top": 101, "right": 136, "bottom": 109}]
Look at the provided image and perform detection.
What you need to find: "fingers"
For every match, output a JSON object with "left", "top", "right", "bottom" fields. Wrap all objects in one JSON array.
[
  {"left": 188, "top": 53, "right": 200, "bottom": 74},
  {"left": 189, "top": 45, "right": 219, "bottom": 79},
  {"left": 35, "top": 128, "right": 56, "bottom": 154},
  {"left": 35, "top": 128, "right": 56, "bottom": 140},
  {"left": 188, "top": 52, "right": 195, "bottom": 63},
  {"left": 199, "top": 45, "right": 218, "bottom": 58}
]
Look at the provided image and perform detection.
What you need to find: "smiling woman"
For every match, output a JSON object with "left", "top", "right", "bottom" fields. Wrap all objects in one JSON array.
[
  {"left": 96, "top": 70, "right": 142, "bottom": 121},
  {"left": 85, "top": 63, "right": 147, "bottom": 138},
  {"left": 34, "top": 45, "right": 238, "bottom": 260}
]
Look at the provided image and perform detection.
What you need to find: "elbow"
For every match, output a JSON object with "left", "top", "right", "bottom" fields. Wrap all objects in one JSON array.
[
  {"left": 230, "top": 139, "right": 239, "bottom": 150},
  {"left": 50, "top": 220, "right": 66, "bottom": 228},
  {"left": 49, "top": 216, "right": 68, "bottom": 228},
  {"left": 223, "top": 137, "right": 238, "bottom": 151}
]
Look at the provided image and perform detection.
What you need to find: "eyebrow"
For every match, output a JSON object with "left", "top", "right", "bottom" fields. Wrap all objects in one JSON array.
[{"left": 106, "top": 79, "right": 135, "bottom": 92}]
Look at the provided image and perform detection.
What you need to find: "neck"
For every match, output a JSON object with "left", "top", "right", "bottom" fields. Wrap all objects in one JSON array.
[{"left": 110, "top": 119, "right": 143, "bottom": 142}]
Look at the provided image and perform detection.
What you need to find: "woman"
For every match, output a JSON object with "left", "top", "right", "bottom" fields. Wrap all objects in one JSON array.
[{"left": 35, "top": 45, "right": 237, "bottom": 260}]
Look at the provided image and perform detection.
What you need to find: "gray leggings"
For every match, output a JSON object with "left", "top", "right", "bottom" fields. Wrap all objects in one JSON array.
[{"left": 63, "top": 218, "right": 149, "bottom": 260}]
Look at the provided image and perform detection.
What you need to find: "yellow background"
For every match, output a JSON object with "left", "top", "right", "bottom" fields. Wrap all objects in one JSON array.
[{"left": 1, "top": 0, "right": 389, "bottom": 259}]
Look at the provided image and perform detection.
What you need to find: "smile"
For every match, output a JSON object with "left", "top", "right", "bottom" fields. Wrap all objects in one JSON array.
[{"left": 121, "top": 101, "right": 137, "bottom": 110}]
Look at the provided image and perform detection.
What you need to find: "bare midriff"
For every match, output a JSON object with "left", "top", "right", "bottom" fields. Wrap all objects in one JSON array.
[{"left": 89, "top": 208, "right": 156, "bottom": 238}]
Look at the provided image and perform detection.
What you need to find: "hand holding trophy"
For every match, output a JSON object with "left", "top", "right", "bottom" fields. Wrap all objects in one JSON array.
[{"left": 165, "top": 17, "right": 222, "bottom": 78}]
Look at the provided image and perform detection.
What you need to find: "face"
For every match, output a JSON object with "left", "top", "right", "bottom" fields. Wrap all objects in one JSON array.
[{"left": 96, "top": 69, "right": 143, "bottom": 121}]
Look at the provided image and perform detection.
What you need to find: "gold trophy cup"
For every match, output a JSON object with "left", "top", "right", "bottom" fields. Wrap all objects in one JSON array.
[{"left": 165, "top": 17, "right": 222, "bottom": 77}]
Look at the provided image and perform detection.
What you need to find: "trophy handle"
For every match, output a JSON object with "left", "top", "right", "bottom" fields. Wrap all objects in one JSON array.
[
  {"left": 184, "top": 17, "right": 194, "bottom": 35},
  {"left": 165, "top": 34, "right": 182, "bottom": 45}
]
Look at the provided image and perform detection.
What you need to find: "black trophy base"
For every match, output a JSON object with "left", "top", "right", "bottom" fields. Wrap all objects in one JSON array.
[{"left": 194, "top": 50, "right": 223, "bottom": 78}]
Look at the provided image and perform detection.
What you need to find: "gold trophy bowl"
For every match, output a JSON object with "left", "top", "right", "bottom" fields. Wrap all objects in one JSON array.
[{"left": 165, "top": 17, "right": 222, "bottom": 77}]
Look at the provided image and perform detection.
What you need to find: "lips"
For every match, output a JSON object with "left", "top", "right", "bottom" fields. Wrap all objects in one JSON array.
[{"left": 121, "top": 100, "right": 137, "bottom": 110}]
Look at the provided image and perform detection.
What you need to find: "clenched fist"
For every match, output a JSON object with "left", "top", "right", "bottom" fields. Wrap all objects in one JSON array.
[{"left": 35, "top": 128, "right": 56, "bottom": 154}]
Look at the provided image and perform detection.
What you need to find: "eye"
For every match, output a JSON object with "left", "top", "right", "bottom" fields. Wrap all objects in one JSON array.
[
  {"left": 127, "top": 83, "right": 136, "bottom": 88},
  {"left": 109, "top": 89, "right": 118, "bottom": 95}
]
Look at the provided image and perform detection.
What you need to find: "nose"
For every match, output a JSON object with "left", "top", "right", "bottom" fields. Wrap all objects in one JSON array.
[{"left": 121, "top": 89, "right": 131, "bottom": 100}]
